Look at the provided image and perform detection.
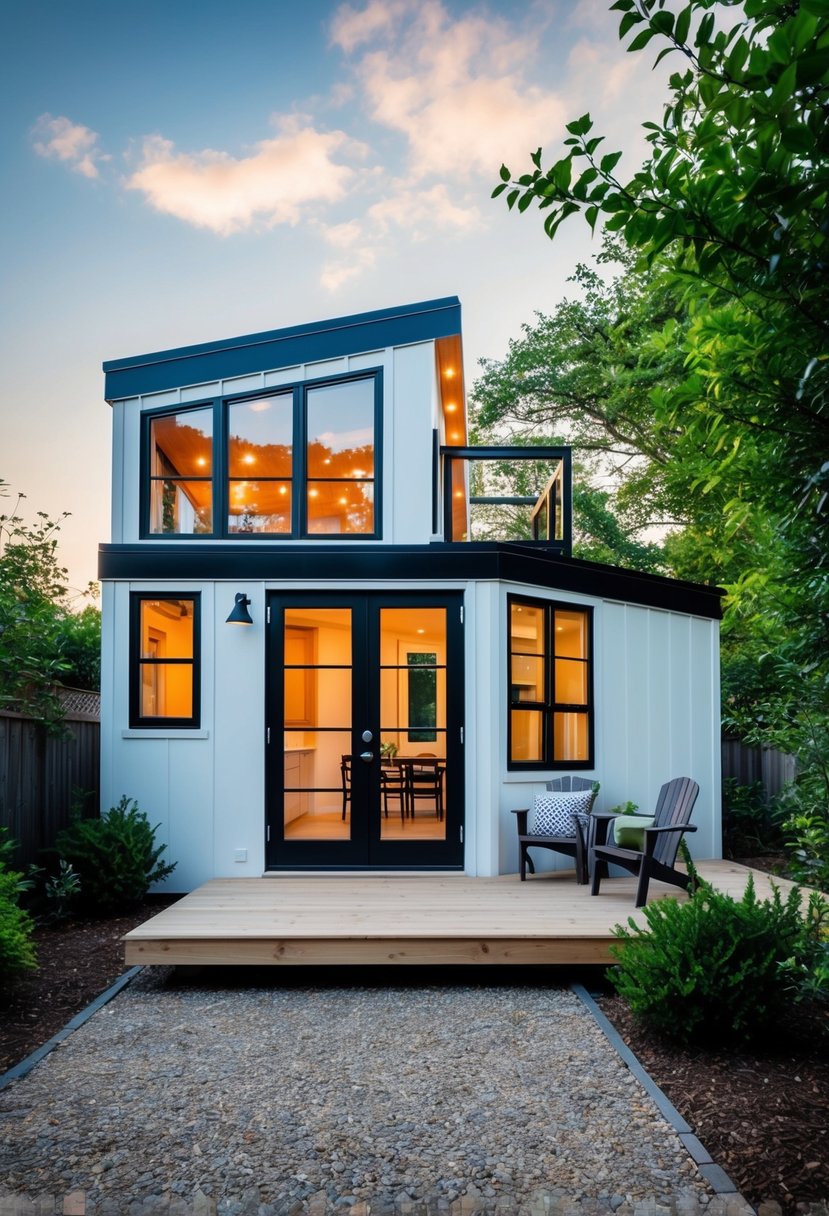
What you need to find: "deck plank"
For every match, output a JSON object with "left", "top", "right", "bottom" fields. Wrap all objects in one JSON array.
[{"left": 124, "top": 861, "right": 807, "bottom": 967}]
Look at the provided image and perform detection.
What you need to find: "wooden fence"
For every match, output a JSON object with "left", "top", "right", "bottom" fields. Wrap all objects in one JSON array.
[
  {"left": 0, "top": 695, "right": 100, "bottom": 867},
  {"left": 721, "top": 737, "right": 797, "bottom": 802}
]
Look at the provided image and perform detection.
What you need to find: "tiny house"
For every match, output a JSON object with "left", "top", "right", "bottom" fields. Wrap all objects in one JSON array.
[{"left": 99, "top": 297, "right": 723, "bottom": 890}]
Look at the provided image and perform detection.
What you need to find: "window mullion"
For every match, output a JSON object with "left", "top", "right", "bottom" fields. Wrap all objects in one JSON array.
[
  {"left": 294, "top": 386, "right": 305, "bottom": 537},
  {"left": 215, "top": 397, "right": 226, "bottom": 538}
]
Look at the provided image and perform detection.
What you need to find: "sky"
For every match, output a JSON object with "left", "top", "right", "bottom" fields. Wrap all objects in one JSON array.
[{"left": 0, "top": 0, "right": 674, "bottom": 597}]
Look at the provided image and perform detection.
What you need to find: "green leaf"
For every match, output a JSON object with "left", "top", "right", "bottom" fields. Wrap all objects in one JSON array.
[
  {"left": 651, "top": 10, "right": 674, "bottom": 37},
  {"left": 565, "top": 113, "right": 593, "bottom": 137},
  {"left": 499, "top": 164, "right": 511, "bottom": 183},
  {"left": 619, "top": 10, "right": 643, "bottom": 38},
  {"left": 674, "top": 4, "right": 692, "bottom": 46},
  {"left": 628, "top": 27, "right": 656, "bottom": 52},
  {"left": 600, "top": 150, "right": 623, "bottom": 175}
]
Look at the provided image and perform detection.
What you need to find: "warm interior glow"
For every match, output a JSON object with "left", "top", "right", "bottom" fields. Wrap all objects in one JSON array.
[{"left": 139, "top": 598, "right": 195, "bottom": 720}]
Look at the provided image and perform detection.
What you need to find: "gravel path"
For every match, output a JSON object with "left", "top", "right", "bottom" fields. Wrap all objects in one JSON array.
[{"left": 0, "top": 969, "right": 751, "bottom": 1216}]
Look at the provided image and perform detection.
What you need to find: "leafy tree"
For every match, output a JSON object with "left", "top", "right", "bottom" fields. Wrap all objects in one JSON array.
[
  {"left": 490, "top": 0, "right": 829, "bottom": 868},
  {"left": 493, "top": 0, "right": 828, "bottom": 586},
  {"left": 0, "top": 482, "right": 100, "bottom": 732}
]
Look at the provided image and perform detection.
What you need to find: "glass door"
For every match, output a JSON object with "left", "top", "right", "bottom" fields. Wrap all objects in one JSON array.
[{"left": 265, "top": 592, "right": 464, "bottom": 869}]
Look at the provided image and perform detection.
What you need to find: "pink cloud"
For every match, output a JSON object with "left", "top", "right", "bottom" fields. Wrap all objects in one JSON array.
[
  {"left": 32, "top": 114, "right": 106, "bottom": 179},
  {"left": 125, "top": 120, "right": 368, "bottom": 235}
]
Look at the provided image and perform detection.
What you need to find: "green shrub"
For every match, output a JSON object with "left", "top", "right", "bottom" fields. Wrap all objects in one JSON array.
[
  {"left": 54, "top": 796, "right": 176, "bottom": 915},
  {"left": 608, "top": 874, "right": 814, "bottom": 1046},
  {"left": 43, "top": 860, "right": 82, "bottom": 922},
  {"left": 722, "top": 778, "right": 785, "bottom": 860},
  {"left": 0, "top": 843, "right": 37, "bottom": 988}
]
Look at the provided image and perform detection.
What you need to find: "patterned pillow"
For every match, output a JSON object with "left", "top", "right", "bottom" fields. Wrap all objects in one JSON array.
[{"left": 530, "top": 789, "right": 594, "bottom": 836}]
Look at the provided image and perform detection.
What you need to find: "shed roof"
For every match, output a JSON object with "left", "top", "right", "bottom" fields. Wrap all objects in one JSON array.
[{"left": 103, "top": 296, "right": 462, "bottom": 402}]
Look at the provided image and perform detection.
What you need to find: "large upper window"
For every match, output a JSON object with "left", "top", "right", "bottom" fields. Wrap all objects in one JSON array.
[
  {"left": 508, "top": 595, "right": 592, "bottom": 769},
  {"left": 143, "top": 373, "right": 379, "bottom": 539},
  {"left": 130, "top": 594, "right": 200, "bottom": 728}
]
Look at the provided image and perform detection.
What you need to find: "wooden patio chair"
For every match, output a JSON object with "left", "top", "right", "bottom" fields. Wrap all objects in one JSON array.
[
  {"left": 407, "top": 759, "right": 445, "bottom": 820},
  {"left": 380, "top": 757, "right": 406, "bottom": 820},
  {"left": 512, "top": 776, "right": 597, "bottom": 884},
  {"left": 340, "top": 755, "right": 352, "bottom": 820},
  {"left": 590, "top": 776, "right": 700, "bottom": 907}
]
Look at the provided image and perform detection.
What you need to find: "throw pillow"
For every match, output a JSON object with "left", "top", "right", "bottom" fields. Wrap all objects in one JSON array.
[{"left": 530, "top": 789, "right": 594, "bottom": 836}]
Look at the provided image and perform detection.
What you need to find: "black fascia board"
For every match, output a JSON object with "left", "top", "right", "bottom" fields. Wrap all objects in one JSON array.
[
  {"left": 103, "top": 297, "right": 461, "bottom": 402},
  {"left": 97, "top": 541, "right": 724, "bottom": 620}
]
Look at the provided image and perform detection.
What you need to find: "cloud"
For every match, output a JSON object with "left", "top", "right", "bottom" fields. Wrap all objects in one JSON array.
[
  {"left": 331, "top": 0, "right": 564, "bottom": 180},
  {"left": 368, "top": 184, "right": 482, "bottom": 237},
  {"left": 125, "top": 118, "right": 369, "bottom": 235},
  {"left": 330, "top": 0, "right": 409, "bottom": 53},
  {"left": 32, "top": 114, "right": 106, "bottom": 179},
  {"left": 320, "top": 245, "right": 378, "bottom": 292}
]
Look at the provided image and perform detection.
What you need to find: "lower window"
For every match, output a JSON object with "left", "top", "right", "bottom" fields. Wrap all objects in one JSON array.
[
  {"left": 508, "top": 595, "right": 592, "bottom": 769},
  {"left": 130, "top": 594, "right": 200, "bottom": 728}
]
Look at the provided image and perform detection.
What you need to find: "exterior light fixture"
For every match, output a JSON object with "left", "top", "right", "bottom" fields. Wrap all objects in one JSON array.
[{"left": 226, "top": 593, "right": 253, "bottom": 626}]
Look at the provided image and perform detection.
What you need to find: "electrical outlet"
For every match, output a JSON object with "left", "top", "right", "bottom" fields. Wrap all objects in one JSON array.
[{"left": 234, "top": 849, "right": 247, "bottom": 863}]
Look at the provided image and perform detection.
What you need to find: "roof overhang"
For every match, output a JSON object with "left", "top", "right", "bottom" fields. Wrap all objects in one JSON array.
[{"left": 103, "top": 297, "right": 462, "bottom": 403}]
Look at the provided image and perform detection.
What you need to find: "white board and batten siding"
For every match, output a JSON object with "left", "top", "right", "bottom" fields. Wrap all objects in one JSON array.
[
  {"left": 494, "top": 587, "right": 721, "bottom": 878},
  {"left": 109, "top": 341, "right": 439, "bottom": 548},
  {"left": 100, "top": 576, "right": 722, "bottom": 891}
]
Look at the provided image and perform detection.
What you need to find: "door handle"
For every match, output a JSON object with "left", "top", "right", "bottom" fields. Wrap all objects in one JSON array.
[{"left": 359, "top": 751, "right": 374, "bottom": 763}]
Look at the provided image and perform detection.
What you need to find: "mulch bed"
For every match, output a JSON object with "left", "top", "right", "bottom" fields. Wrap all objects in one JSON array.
[
  {"left": 1, "top": 879, "right": 827, "bottom": 1209},
  {"left": 0, "top": 897, "right": 174, "bottom": 1075},
  {"left": 596, "top": 991, "right": 829, "bottom": 1210}
]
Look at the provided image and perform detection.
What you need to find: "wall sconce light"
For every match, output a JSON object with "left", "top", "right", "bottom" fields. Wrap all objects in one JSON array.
[{"left": 226, "top": 593, "right": 253, "bottom": 626}]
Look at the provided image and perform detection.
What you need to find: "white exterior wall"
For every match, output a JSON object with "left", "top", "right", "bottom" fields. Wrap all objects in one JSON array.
[
  {"left": 99, "top": 573, "right": 721, "bottom": 891},
  {"left": 111, "top": 341, "right": 439, "bottom": 547},
  {"left": 494, "top": 585, "right": 721, "bottom": 878}
]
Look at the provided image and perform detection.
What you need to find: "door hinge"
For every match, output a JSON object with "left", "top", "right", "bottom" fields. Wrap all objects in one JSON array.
[
  {"left": 267, "top": 825, "right": 271, "bottom": 843},
  {"left": 460, "top": 605, "right": 464, "bottom": 624},
  {"left": 267, "top": 604, "right": 271, "bottom": 625},
  {"left": 460, "top": 726, "right": 464, "bottom": 744},
  {"left": 460, "top": 825, "right": 464, "bottom": 844},
  {"left": 267, "top": 726, "right": 271, "bottom": 745}
]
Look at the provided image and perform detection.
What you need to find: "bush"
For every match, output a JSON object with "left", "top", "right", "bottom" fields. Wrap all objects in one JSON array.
[
  {"left": 54, "top": 796, "right": 176, "bottom": 915},
  {"left": 608, "top": 874, "right": 816, "bottom": 1046},
  {"left": 0, "top": 833, "right": 37, "bottom": 989},
  {"left": 722, "top": 778, "right": 785, "bottom": 860}
]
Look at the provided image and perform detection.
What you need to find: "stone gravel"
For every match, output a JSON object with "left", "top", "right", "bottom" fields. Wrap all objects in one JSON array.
[{"left": 0, "top": 968, "right": 751, "bottom": 1215}]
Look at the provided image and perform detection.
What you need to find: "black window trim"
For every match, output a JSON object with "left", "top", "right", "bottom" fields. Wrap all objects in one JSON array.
[
  {"left": 139, "top": 368, "right": 383, "bottom": 541},
  {"left": 506, "top": 592, "right": 594, "bottom": 771},
  {"left": 129, "top": 591, "right": 202, "bottom": 729}
]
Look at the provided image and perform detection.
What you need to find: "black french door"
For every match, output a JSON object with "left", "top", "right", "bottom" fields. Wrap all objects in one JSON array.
[{"left": 265, "top": 591, "right": 465, "bottom": 868}]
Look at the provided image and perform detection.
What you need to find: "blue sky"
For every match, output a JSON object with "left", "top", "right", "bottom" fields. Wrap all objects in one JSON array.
[{"left": 0, "top": 0, "right": 671, "bottom": 594}]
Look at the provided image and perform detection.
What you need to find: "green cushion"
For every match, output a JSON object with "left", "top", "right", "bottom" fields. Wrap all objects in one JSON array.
[{"left": 612, "top": 815, "right": 655, "bottom": 848}]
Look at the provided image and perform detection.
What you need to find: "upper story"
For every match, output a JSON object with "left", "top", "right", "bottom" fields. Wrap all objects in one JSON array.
[{"left": 103, "top": 296, "right": 570, "bottom": 552}]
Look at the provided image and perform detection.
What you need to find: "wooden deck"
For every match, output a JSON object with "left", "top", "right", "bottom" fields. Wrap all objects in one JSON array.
[{"left": 123, "top": 861, "right": 804, "bottom": 968}]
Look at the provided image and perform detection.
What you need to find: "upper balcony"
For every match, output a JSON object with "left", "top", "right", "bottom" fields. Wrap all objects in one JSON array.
[{"left": 102, "top": 297, "right": 570, "bottom": 555}]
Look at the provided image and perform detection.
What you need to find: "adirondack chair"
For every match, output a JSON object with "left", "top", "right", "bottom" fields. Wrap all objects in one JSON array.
[
  {"left": 590, "top": 776, "right": 700, "bottom": 907},
  {"left": 512, "top": 776, "right": 597, "bottom": 884}
]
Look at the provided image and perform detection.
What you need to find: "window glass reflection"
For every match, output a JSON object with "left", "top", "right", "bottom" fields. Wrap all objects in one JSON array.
[{"left": 149, "top": 408, "right": 212, "bottom": 534}]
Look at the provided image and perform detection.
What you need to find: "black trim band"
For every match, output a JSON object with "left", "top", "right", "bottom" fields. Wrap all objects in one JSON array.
[{"left": 99, "top": 542, "right": 724, "bottom": 620}]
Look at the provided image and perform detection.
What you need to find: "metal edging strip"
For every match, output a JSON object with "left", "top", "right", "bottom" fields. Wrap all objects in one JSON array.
[
  {"left": 571, "top": 982, "right": 747, "bottom": 1199},
  {"left": 0, "top": 966, "right": 143, "bottom": 1092}
]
